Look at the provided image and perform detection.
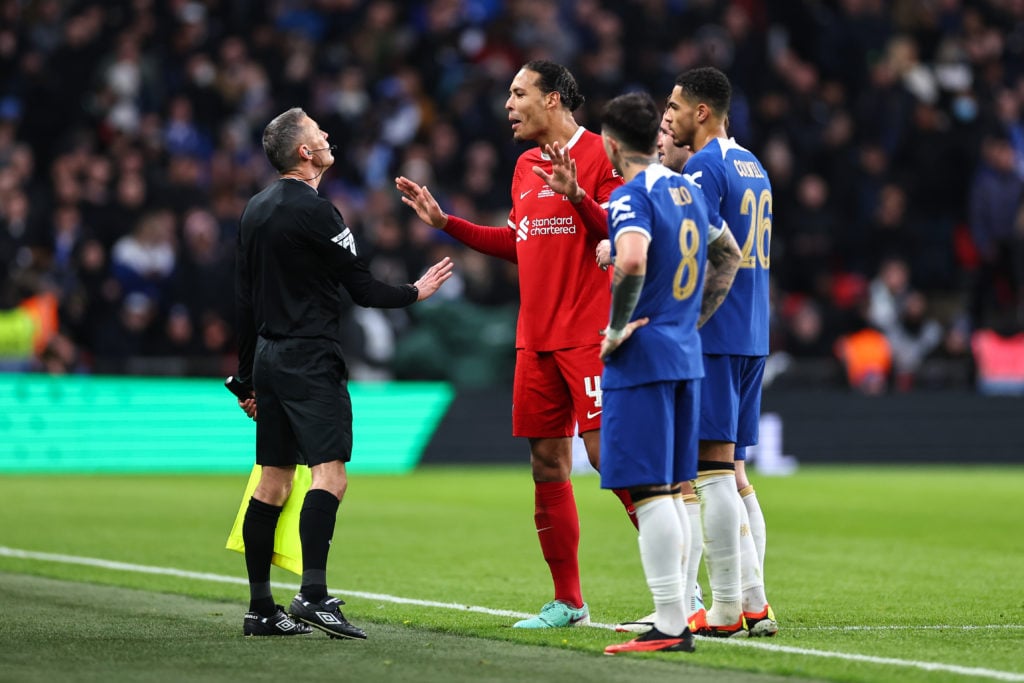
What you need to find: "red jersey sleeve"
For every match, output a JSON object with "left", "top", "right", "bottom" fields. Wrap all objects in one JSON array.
[
  {"left": 572, "top": 193, "right": 610, "bottom": 241},
  {"left": 572, "top": 132, "right": 623, "bottom": 240},
  {"left": 443, "top": 215, "right": 517, "bottom": 263}
]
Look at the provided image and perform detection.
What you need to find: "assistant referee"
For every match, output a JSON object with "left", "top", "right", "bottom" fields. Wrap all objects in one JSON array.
[{"left": 234, "top": 107, "right": 453, "bottom": 639}]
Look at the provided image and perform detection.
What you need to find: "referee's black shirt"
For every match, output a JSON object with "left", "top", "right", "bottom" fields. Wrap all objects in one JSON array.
[{"left": 235, "top": 178, "right": 417, "bottom": 384}]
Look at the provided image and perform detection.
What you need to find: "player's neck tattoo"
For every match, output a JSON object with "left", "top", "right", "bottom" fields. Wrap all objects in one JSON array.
[{"left": 622, "top": 153, "right": 657, "bottom": 168}]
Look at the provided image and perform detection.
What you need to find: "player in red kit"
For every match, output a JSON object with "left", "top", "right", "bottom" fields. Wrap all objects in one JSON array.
[{"left": 396, "top": 60, "right": 629, "bottom": 628}]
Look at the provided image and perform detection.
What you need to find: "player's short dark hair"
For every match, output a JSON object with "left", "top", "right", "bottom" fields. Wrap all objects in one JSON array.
[
  {"left": 601, "top": 91, "right": 660, "bottom": 154},
  {"left": 262, "top": 107, "right": 307, "bottom": 172},
  {"left": 523, "top": 60, "right": 585, "bottom": 111},
  {"left": 675, "top": 67, "right": 732, "bottom": 117}
]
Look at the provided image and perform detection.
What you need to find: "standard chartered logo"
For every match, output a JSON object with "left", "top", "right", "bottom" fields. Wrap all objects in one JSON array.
[
  {"left": 517, "top": 215, "right": 578, "bottom": 242},
  {"left": 516, "top": 215, "right": 579, "bottom": 242}
]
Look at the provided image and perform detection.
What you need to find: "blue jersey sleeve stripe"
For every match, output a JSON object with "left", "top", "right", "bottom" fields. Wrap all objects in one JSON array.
[{"left": 614, "top": 226, "right": 652, "bottom": 241}]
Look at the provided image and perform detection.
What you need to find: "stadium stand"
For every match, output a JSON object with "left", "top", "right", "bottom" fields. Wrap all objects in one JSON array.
[{"left": 1, "top": 0, "right": 1023, "bottom": 391}]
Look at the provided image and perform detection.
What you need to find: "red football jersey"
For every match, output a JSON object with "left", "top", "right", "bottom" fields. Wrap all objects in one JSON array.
[{"left": 508, "top": 127, "right": 622, "bottom": 351}]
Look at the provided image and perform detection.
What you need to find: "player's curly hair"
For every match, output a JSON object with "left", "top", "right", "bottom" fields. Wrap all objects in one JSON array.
[
  {"left": 523, "top": 60, "right": 585, "bottom": 111},
  {"left": 601, "top": 91, "right": 660, "bottom": 154},
  {"left": 675, "top": 67, "right": 732, "bottom": 117},
  {"left": 262, "top": 107, "right": 307, "bottom": 173}
]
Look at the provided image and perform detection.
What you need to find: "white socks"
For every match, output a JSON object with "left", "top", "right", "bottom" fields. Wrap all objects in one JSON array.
[
  {"left": 739, "top": 485, "right": 769, "bottom": 613},
  {"left": 740, "top": 485, "right": 766, "bottom": 574},
  {"left": 739, "top": 499, "right": 768, "bottom": 612},
  {"left": 696, "top": 472, "right": 742, "bottom": 625},
  {"left": 678, "top": 493, "right": 703, "bottom": 616},
  {"left": 636, "top": 496, "right": 688, "bottom": 636}
]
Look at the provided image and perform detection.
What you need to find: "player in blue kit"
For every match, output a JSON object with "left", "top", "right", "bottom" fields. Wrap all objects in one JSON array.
[
  {"left": 597, "top": 92, "right": 740, "bottom": 655},
  {"left": 665, "top": 66, "right": 777, "bottom": 637}
]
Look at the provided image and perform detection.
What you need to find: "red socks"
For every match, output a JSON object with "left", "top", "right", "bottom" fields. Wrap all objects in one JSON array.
[
  {"left": 534, "top": 480, "right": 583, "bottom": 609},
  {"left": 612, "top": 488, "right": 639, "bottom": 529}
]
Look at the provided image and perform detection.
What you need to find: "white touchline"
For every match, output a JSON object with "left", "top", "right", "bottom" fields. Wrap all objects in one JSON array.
[
  {"left": 2, "top": 546, "right": 1022, "bottom": 682},
  {"left": 729, "top": 639, "right": 1024, "bottom": 682},
  {"left": 785, "top": 625, "right": 1024, "bottom": 632}
]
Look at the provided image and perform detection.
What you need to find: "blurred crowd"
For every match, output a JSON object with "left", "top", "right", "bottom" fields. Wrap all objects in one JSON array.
[{"left": 2, "top": 0, "right": 1024, "bottom": 393}]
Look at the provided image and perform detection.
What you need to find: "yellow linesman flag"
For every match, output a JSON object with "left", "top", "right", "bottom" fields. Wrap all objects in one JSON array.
[{"left": 225, "top": 464, "right": 311, "bottom": 575}]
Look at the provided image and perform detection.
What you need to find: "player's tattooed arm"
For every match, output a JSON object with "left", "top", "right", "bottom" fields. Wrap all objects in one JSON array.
[
  {"left": 608, "top": 268, "right": 645, "bottom": 336},
  {"left": 698, "top": 226, "right": 741, "bottom": 328},
  {"left": 601, "top": 268, "right": 648, "bottom": 360}
]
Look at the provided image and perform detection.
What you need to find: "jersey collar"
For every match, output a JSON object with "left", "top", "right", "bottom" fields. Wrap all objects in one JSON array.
[
  {"left": 715, "top": 136, "right": 745, "bottom": 159},
  {"left": 539, "top": 126, "right": 586, "bottom": 160},
  {"left": 281, "top": 177, "right": 319, "bottom": 194}
]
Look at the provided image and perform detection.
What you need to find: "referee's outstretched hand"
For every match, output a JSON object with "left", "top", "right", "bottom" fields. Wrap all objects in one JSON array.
[{"left": 411, "top": 257, "right": 455, "bottom": 301}]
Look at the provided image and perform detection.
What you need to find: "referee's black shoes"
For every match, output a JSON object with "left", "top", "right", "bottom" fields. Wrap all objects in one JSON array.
[
  {"left": 243, "top": 606, "right": 313, "bottom": 636},
  {"left": 289, "top": 594, "right": 368, "bottom": 640}
]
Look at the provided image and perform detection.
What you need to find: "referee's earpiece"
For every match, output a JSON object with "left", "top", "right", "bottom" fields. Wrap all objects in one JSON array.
[{"left": 303, "top": 147, "right": 312, "bottom": 159}]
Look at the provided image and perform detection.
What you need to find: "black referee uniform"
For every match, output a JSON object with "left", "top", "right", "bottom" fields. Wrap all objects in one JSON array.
[{"left": 236, "top": 177, "right": 418, "bottom": 467}]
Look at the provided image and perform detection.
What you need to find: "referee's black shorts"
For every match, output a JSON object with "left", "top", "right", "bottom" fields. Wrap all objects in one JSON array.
[{"left": 253, "top": 336, "right": 353, "bottom": 467}]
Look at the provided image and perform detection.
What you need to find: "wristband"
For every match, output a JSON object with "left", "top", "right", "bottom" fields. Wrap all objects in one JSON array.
[{"left": 604, "top": 327, "right": 625, "bottom": 342}]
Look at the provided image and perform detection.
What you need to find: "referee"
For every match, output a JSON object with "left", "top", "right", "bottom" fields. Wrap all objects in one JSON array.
[{"left": 235, "top": 107, "right": 453, "bottom": 638}]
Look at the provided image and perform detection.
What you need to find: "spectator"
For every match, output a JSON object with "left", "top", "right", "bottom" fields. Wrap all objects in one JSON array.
[
  {"left": 835, "top": 325, "right": 892, "bottom": 396},
  {"left": 93, "top": 291, "right": 161, "bottom": 362},
  {"left": 968, "top": 131, "right": 1024, "bottom": 327},
  {"left": 971, "top": 314, "right": 1024, "bottom": 396},
  {"left": 155, "top": 303, "right": 202, "bottom": 357},
  {"left": 782, "top": 298, "right": 836, "bottom": 359},
  {"left": 993, "top": 87, "right": 1024, "bottom": 181},
  {"left": 867, "top": 256, "right": 912, "bottom": 332},
  {"left": 861, "top": 184, "right": 916, "bottom": 276},
  {"left": 885, "top": 290, "right": 945, "bottom": 391},
  {"left": 46, "top": 204, "right": 92, "bottom": 296},
  {"left": 0, "top": 0, "right": 1018, "bottom": 387},
  {"left": 110, "top": 209, "right": 176, "bottom": 306},
  {"left": 0, "top": 189, "right": 32, "bottom": 307},
  {"left": 171, "top": 206, "right": 233, "bottom": 326},
  {"left": 100, "top": 171, "right": 148, "bottom": 249},
  {"left": 61, "top": 237, "right": 117, "bottom": 358},
  {"left": 782, "top": 174, "right": 838, "bottom": 293}
]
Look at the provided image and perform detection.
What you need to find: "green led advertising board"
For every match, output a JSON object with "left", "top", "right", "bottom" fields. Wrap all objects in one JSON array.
[{"left": 0, "top": 374, "right": 453, "bottom": 474}]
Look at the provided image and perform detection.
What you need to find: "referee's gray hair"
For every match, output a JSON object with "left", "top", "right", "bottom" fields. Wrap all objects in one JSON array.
[{"left": 262, "top": 107, "right": 307, "bottom": 173}]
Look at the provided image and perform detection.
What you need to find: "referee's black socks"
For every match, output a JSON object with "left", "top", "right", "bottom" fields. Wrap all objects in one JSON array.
[
  {"left": 299, "top": 488, "right": 340, "bottom": 603},
  {"left": 243, "top": 497, "right": 283, "bottom": 617}
]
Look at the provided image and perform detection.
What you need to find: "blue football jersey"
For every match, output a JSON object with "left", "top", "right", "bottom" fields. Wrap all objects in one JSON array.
[
  {"left": 685, "top": 137, "right": 772, "bottom": 356},
  {"left": 603, "top": 164, "right": 717, "bottom": 389}
]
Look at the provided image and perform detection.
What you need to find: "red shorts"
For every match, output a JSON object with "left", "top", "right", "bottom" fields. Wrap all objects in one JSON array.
[{"left": 512, "top": 345, "right": 604, "bottom": 438}]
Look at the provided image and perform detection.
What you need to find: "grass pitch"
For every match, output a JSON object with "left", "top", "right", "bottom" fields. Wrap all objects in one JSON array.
[{"left": 0, "top": 465, "right": 1021, "bottom": 683}]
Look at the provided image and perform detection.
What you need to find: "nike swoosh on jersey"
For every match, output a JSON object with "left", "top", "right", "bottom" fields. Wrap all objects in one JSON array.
[
  {"left": 520, "top": 189, "right": 533, "bottom": 199},
  {"left": 586, "top": 410, "right": 602, "bottom": 419}
]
